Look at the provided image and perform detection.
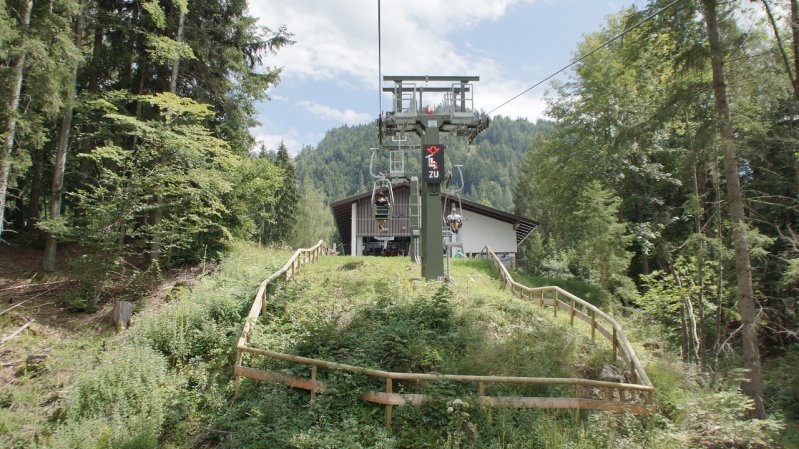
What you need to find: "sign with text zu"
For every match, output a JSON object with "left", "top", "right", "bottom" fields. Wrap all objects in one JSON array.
[{"left": 422, "top": 144, "right": 445, "bottom": 183}]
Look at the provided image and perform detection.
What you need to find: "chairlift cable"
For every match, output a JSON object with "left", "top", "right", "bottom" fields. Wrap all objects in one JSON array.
[
  {"left": 486, "top": 0, "right": 685, "bottom": 116},
  {"left": 377, "top": 0, "right": 383, "bottom": 142}
]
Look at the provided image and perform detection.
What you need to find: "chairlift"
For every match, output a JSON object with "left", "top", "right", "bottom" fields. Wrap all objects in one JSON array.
[
  {"left": 372, "top": 178, "right": 394, "bottom": 231},
  {"left": 443, "top": 165, "right": 465, "bottom": 234}
]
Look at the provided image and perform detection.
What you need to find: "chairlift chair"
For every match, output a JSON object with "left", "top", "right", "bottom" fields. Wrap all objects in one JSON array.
[
  {"left": 443, "top": 165, "right": 465, "bottom": 235},
  {"left": 371, "top": 178, "right": 394, "bottom": 231}
]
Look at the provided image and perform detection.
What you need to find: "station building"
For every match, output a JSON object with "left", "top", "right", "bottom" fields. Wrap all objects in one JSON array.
[{"left": 330, "top": 184, "right": 536, "bottom": 264}]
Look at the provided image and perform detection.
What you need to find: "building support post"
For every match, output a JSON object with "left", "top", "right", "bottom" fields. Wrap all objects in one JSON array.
[{"left": 351, "top": 203, "right": 358, "bottom": 256}]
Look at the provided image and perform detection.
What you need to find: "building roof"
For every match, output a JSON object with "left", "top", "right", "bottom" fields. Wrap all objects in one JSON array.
[{"left": 330, "top": 184, "right": 537, "bottom": 247}]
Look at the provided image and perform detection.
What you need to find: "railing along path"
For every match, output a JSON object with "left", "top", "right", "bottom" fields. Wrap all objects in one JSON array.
[{"left": 234, "top": 244, "right": 654, "bottom": 428}]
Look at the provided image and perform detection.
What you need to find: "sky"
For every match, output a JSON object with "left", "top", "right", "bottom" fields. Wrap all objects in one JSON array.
[{"left": 248, "top": 0, "right": 650, "bottom": 155}]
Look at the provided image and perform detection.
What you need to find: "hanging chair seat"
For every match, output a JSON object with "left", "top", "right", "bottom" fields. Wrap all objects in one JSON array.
[{"left": 375, "top": 205, "right": 391, "bottom": 220}]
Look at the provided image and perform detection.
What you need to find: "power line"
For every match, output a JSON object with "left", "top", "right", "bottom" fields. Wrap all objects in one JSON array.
[
  {"left": 378, "top": 0, "right": 383, "bottom": 117},
  {"left": 486, "top": 0, "right": 685, "bottom": 116}
]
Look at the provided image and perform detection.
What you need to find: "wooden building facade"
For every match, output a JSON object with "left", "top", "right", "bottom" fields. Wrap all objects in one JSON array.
[{"left": 330, "top": 184, "right": 536, "bottom": 259}]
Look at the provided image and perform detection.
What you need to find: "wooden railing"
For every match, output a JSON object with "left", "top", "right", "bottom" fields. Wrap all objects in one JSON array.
[
  {"left": 234, "top": 244, "right": 654, "bottom": 428},
  {"left": 234, "top": 240, "right": 325, "bottom": 393},
  {"left": 482, "top": 245, "right": 653, "bottom": 389}
]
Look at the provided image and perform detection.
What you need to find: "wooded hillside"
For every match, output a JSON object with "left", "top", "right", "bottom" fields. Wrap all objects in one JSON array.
[
  {"left": 0, "top": 0, "right": 300, "bottom": 268},
  {"left": 295, "top": 116, "right": 552, "bottom": 212}
]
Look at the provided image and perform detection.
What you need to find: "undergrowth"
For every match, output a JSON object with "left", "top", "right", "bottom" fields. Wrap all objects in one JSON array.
[{"left": 1, "top": 244, "right": 788, "bottom": 448}]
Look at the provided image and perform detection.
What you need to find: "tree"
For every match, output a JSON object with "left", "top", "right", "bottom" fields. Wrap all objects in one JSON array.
[
  {"left": 149, "top": 0, "right": 195, "bottom": 262},
  {"left": 43, "top": 0, "right": 86, "bottom": 271},
  {"left": 290, "top": 176, "right": 335, "bottom": 248},
  {"left": 262, "top": 142, "right": 297, "bottom": 244},
  {"left": 39, "top": 92, "right": 237, "bottom": 266},
  {"left": 0, "top": 0, "right": 32, "bottom": 239},
  {"left": 701, "top": 0, "right": 765, "bottom": 418},
  {"left": 574, "top": 181, "right": 633, "bottom": 294}
]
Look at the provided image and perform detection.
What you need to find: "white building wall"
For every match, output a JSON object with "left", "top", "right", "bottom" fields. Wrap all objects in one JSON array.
[{"left": 459, "top": 210, "right": 516, "bottom": 254}]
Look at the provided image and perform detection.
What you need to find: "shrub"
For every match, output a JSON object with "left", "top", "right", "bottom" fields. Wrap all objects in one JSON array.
[
  {"left": 766, "top": 345, "right": 799, "bottom": 421},
  {"left": 50, "top": 346, "right": 175, "bottom": 448}
]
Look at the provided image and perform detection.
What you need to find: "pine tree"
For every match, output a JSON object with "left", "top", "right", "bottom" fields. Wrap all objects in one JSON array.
[
  {"left": 701, "top": 0, "right": 765, "bottom": 419},
  {"left": 0, "top": 0, "right": 33, "bottom": 239},
  {"left": 574, "top": 181, "right": 633, "bottom": 293},
  {"left": 262, "top": 142, "right": 297, "bottom": 243},
  {"left": 291, "top": 176, "right": 334, "bottom": 248}
]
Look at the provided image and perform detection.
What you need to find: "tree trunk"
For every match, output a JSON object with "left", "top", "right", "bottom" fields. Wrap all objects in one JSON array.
[
  {"left": 170, "top": 8, "right": 185, "bottom": 94},
  {"left": 43, "top": 0, "right": 85, "bottom": 272},
  {"left": 26, "top": 146, "right": 47, "bottom": 233},
  {"left": 702, "top": 0, "right": 766, "bottom": 419},
  {"left": 693, "top": 165, "right": 707, "bottom": 370},
  {"left": 792, "top": 0, "right": 799, "bottom": 91},
  {"left": 150, "top": 6, "right": 186, "bottom": 262},
  {"left": 0, "top": 0, "right": 34, "bottom": 240},
  {"left": 761, "top": 0, "right": 799, "bottom": 108}
]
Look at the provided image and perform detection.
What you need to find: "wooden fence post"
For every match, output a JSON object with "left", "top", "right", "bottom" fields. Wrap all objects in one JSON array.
[
  {"left": 553, "top": 290, "right": 558, "bottom": 318},
  {"left": 385, "top": 378, "right": 393, "bottom": 428},
  {"left": 540, "top": 290, "right": 544, "bottom": 307},
  {"left": 591, "top": 311, "right": 596, "bottom": 342},
  {"left": 612, "top": 327, "right": 618, "bottom": 360},
  {"left": 570, "top": 299, "right": 575, "bottom": 326},
  {"left": 234, "top": 349, "right": 243, "bottom": 396},
  {"left": 574, "top": 384, "right": 581, "bottom": 425},
  {"left": 311, "top": 365, "right": 318, "bottom": 402}
]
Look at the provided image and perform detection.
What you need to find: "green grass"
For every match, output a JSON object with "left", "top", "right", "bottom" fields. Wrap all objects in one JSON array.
[
  {"left": 230, "top": 255, "right": 782, "bottom": 449},
  {"left": 0, "top": 242, "right": 294, "bottom": 449},
  {"left": 2, "top": 244, "right": 786, "bottom": 449},
  {"left": 250, "top": 257, "right": 612, "bottom": 382}
]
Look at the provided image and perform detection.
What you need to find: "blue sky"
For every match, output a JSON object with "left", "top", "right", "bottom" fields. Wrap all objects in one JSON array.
[{"left": 249, "top": 0, "right": 650, "bottom": 155}]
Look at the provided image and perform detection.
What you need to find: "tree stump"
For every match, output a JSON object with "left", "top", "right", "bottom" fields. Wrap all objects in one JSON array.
[{"left": 111, "top": 301, "right": 133, "bottom": 331}]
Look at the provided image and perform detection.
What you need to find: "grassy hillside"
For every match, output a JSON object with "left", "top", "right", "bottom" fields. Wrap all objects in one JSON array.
[
  {"left": 1, "top": 244, "right": 785, "bottom": 448},
  {"left": 250, "top": 257, "right": 612, "bottom": 384},
  {"left": 229, "top": 256, "right": 781, "bottom": 449}
]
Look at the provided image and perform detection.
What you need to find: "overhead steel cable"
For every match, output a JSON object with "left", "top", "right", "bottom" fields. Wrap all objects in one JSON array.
[
  {"left": 378, "top": 0, "right": 383, "bottom": 142},
  {"left": 378, "top": 0, "right": 383, "bottom": 116},
  {"left": 486, "top": 0, "right": 685, "bottom": 116}
]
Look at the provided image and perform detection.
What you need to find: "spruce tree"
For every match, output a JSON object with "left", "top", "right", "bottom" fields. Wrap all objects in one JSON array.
[
  {"left": 574, "top": 181, "right": 633, "bottom": 293},
  {"left": 263, "top": 142, "right": 297, "bottom": 244}
]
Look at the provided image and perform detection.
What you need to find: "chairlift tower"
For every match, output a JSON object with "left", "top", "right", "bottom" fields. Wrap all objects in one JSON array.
[{"left": 379, "top": 75, "right": 489, "bottom": 280}]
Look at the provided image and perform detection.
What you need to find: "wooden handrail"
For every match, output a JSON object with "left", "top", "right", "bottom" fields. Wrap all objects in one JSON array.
[
  {"left": 234, "top": 240, "right": 325, "bottom": 393},
  {"left": 238, "top": 345, "right": 653, "bottom": 391},
  {"left": 234, "top": 242, "right": 655, "bottom": 427},
  {"left": 481, "top": 245, "right": 652, "bottom": 387},
  {"left": 235, "top": 365, "right": 654, "bottom": 415}
]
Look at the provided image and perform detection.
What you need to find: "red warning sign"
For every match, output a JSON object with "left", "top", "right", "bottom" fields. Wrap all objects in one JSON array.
[{"left": 422, "top": 144, "right": 445, "bottom": 183}]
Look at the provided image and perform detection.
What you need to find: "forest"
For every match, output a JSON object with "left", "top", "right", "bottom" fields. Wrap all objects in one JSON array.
[
  {"left": 1, "top": 0, "right": 798, "bottom": 447},
  {"left": 514, "top": 0, "right": 799, "bottom": 425},
  {"left": 294, "top": 116, "right": 552, "bottom": 212},
  {"left": 0, "top": 0, "right": 320, "bottom": 268}
]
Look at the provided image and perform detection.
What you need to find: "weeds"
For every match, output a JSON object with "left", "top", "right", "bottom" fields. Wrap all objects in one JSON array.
[{"left": 2, "top": 245, "right": 788, "bottom": 448}]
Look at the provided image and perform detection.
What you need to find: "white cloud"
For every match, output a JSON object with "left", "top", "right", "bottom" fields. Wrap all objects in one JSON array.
[
  {"left": 479, "top": 80, "right": 549, "bottom": 120},
  {"left": 251, "top": 1, "right": 539, "bottom": 91},
  {"left": 250, "top": 123, "right": 329, "bottom": 156},
  {"left": 297, "top": 100, "right": 372, "bottom": 125},
  {"left": 250, "top": 0, "right": 554, "bottom": 140},
  {"left": 252, "top": 133, "right": 301, "bottom": 154}
]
